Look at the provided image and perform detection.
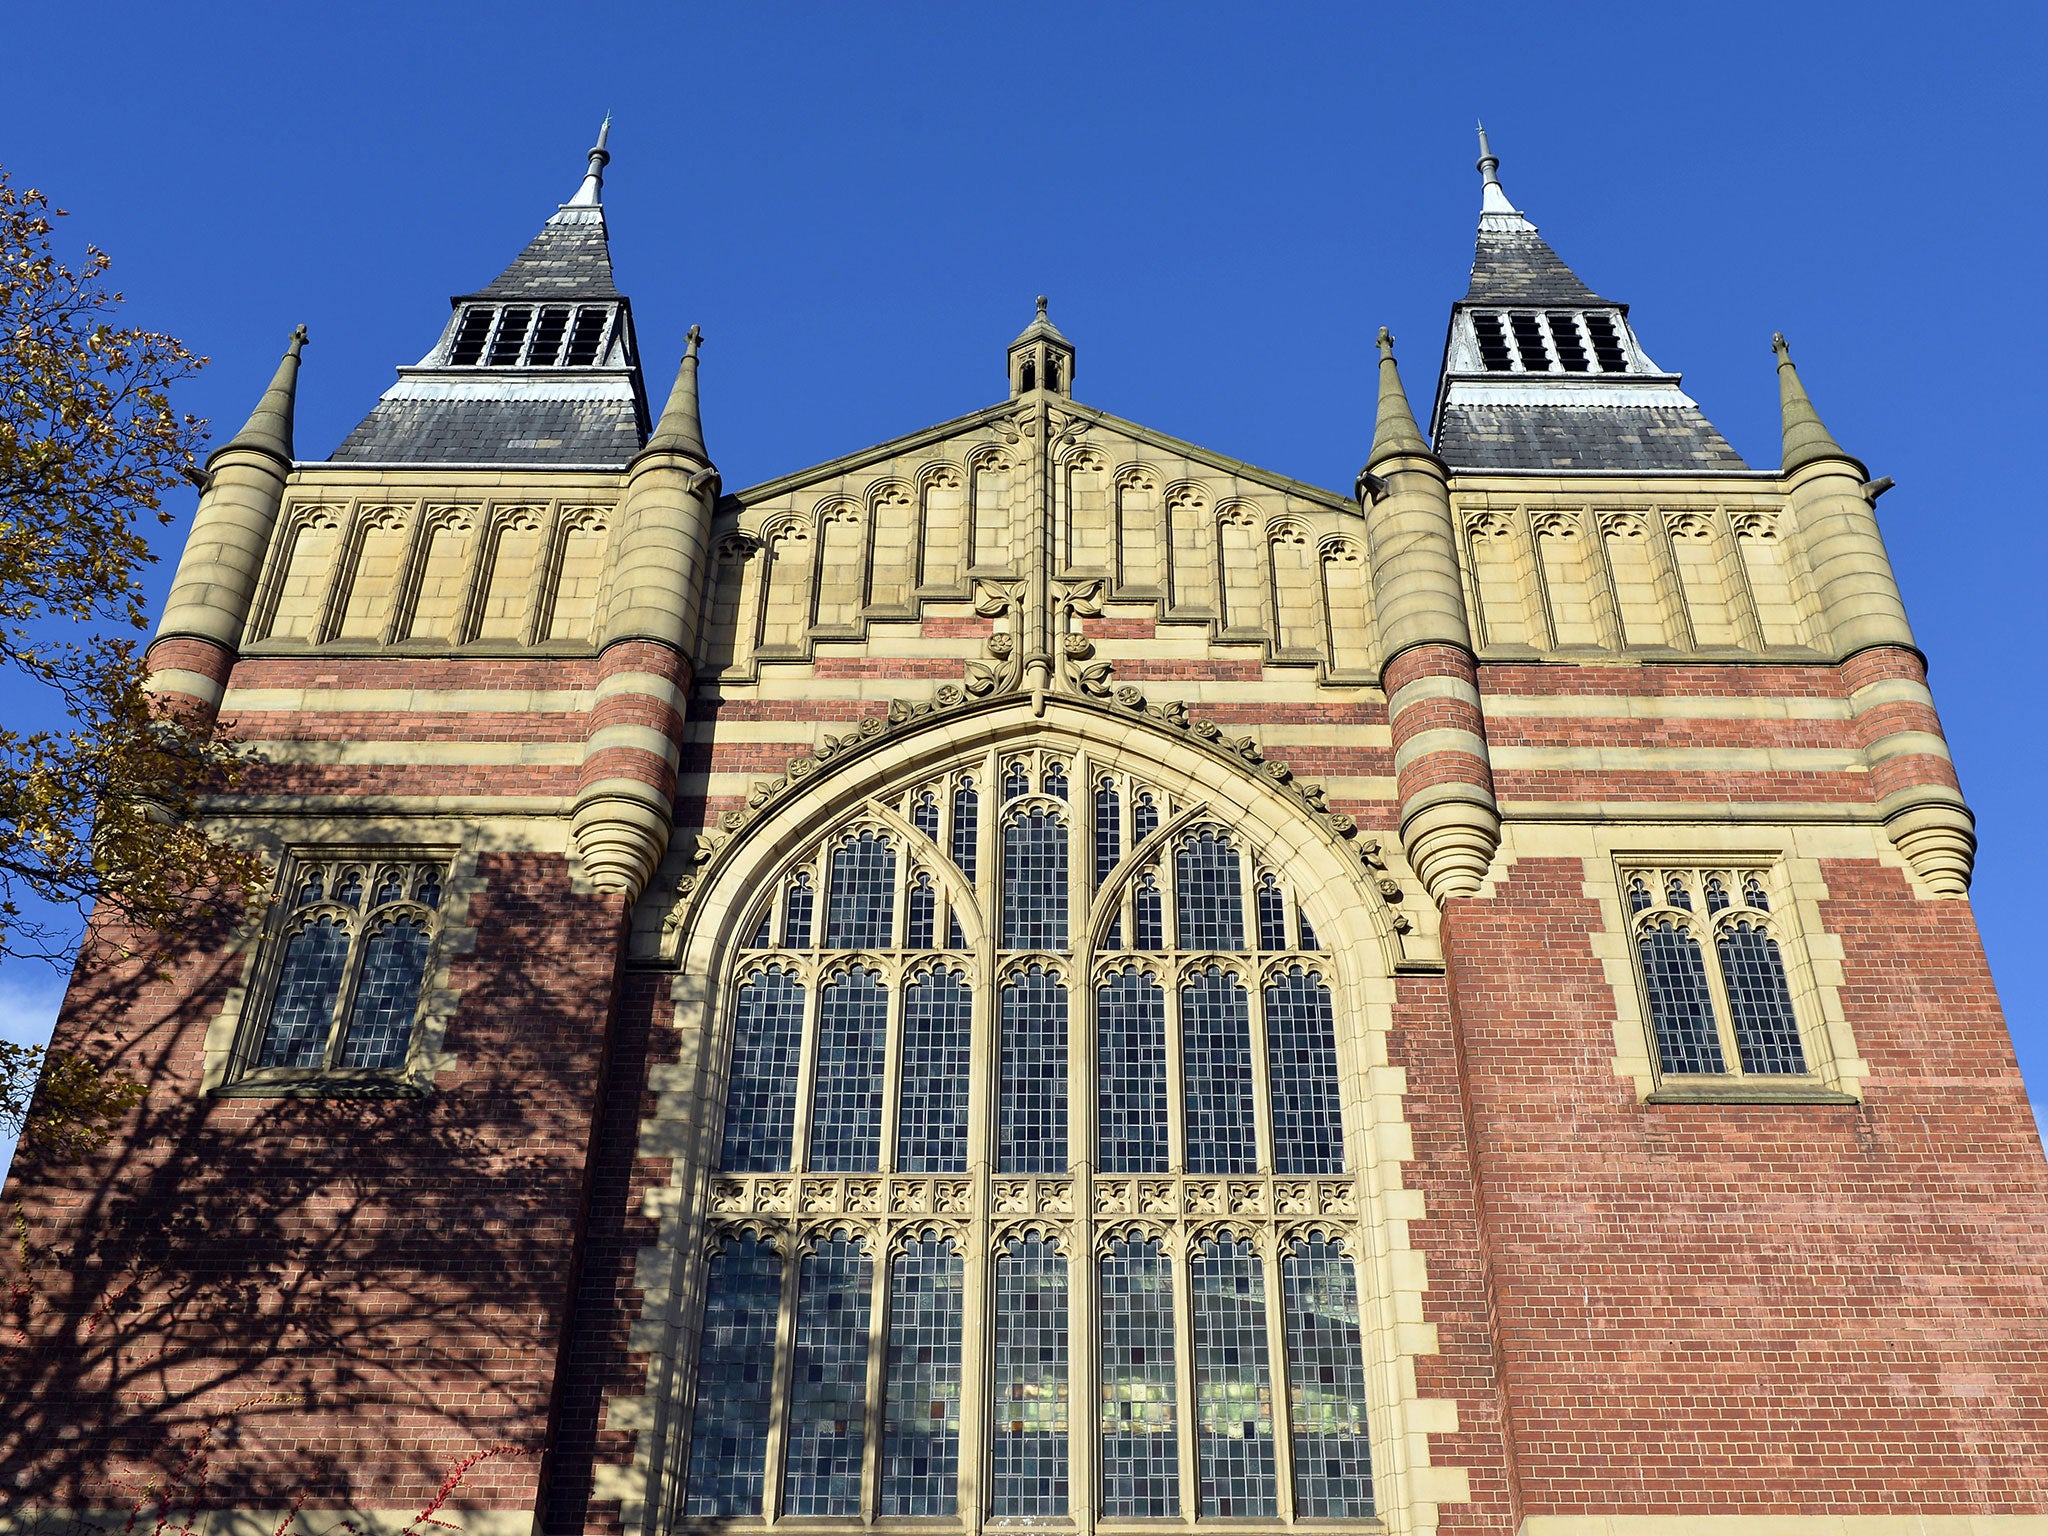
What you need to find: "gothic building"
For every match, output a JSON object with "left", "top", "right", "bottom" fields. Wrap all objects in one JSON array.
[{"left": 6, "top": 129, "right": 2048, "bottom": 1536}]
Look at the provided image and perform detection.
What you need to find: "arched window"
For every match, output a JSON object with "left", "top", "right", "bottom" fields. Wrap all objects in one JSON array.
[
  {"left": 1626, "top": 864, "right": 1812, "bottom": 1082},
  {"left": 688, "top": 749, "right": 1373, "bottom": 1520}
]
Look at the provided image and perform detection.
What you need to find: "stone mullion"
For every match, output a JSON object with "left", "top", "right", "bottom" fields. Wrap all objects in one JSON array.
[
  {"left": 789, "top": 964, "right": 825, "bottom": 1174},
  {"left": 763, "top": 1238, "right": 804, "bottom": 1522},
  {"left": 1690, "top": 872, "right": 1747, "bottom": 1075},
  {"left": 957, "top": 745, "right": 1001, "bottom": 1531},
  {"left": 1068, "top": 747, "right": 1097, "bottom": 1532},
  {"left": 879, "top": 963, "right": 907, "bottom": 1174},
  {"left": 1247, "top": 964, "right": 1278, "bottom": 1177},
  {"left": 1170, "top": 1230, "right": 1198, "bottom": 1523},
  {"left": 860, "top": 1236, "right": 890, "bottom": 1523},
  {"left": 1261, "top": 1235, "right": 1298, "bottom": 1523}
]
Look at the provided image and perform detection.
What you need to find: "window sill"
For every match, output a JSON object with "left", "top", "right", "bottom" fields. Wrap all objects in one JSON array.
[
  {"left": 213, "top": 1070, "right": 430, "bottom": 1100},
  {"left": 1647, "top": 1078, "right": 1857, "bottom": 1106}
]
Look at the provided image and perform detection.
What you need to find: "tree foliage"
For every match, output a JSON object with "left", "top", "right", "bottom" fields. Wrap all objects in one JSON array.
[{"left": 1, "top": 165, "right": 260, "bottom": 1158}]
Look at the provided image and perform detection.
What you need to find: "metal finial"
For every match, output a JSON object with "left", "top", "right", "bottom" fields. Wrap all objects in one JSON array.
[
  {"left": 289, "top": 323, "right": 309, "bottom": 350},
  {"left": 1474, "top": 122, "right": 1522, "bottom": 221},
  {"left": 596, "top": 112, "right": 612, "bottom": 152},
  {"left": 569, "top": 117, "right": 612, "bottom": 208},
  {"left": 1772, "top": 331, "right": 1790, "bottom": 358},
  {"left": 1036, "top": 295, "right": 1049, "bottom": 316},
  {"left": 685, "top": 323, "right": 703, "bottom": 357},
  {"left": 1376, "top": 326, "right": 1395, "bottom": 358}
]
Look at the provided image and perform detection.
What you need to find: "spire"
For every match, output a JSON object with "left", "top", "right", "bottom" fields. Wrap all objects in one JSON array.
[
  {"left": 642, "top": 325, "right": 710, "bottom": 463},
  {"left": 212, "top": 325, "right": 307, "bottom": 467},
  {"left": 1772, "top": 333, "right": 1857, "bottom": 474},
  {"left": 1367, "top": 329, "right": 1433, "bottom": 470},
  {"left": 568, "top": 116, "right": 611, "bottom": 208}
]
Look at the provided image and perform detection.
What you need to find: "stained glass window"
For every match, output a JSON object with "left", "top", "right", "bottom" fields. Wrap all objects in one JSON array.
[
  {"left": 1004, "top": 760, "right": 1031, "bottom": 801},
  {"left": 337, "top": 917, "right": 430, "bottom": 1069},
  {"left": 1043, "top": 762, "right": 1068, "bottom": 800},
  {"left": 912, "top": 790, "right": 940, "bottom": 840},
  {"left": 1133, "top": 791, "right": 1159, "bottom": 847},
  {"left": 1256, "top": 874, "right": 1287, "bottom": 952},
  {"left": 721, "top": 966, "right": 807, "bottom": 1172},
  {"left": 1000, "top": 966, "right": 1068, "bottom": 1173},
  {"left": 1705, "top": 876, "right": 1730, "bottom": 914},
  {"left": 1192, "top": 1237, "right": 1277, "bottom": 1517},
  {"left": 809, "top": 967, "right": 888, "bottom": 1172},
  {"left": 1134, "top": 874, "right": 1164, "bottom": 951},
  {"left": 783, "top": 1238, "right": 872, "bottom": 1516},
  {"left": 1100, "top": 1237, "right": 1179, "bottom": 1517},
  {"left": 682, "top": 1236, "right": 782, "bottom": 1516},
  {"left": 1743, "top": 876, "right": 1771, "bottom": 912},
  {"left": 1297, "top": 907, "right": 1321, "bottom": 951},
  {"left": 1266, "top": 966, "right": 1345, "bottom": 1175},
  {"left": 951, "top": 780, "right": 978, "bottom": 881},
  {"left": 747, "top": 907, "right": 773, "bottom": 948},
  {"left": 783, "top": 872, "right": 815, "bottom": 949},
  {"left": 906, "top": 873, "right": 937, "bottom": 950},
  {"left": 1098, "top": 971, "right": 1168, "bottom": 1173},
  {"left": 991, "top": 1235, "right": 1069, "bottom": 1516},
  {"left": 1639, "top": 921, "right": 1724, "bottom": 1074},
  {"left": 1719, "top": 921, "right": 1807, "bottom": 1074},
  {"left": 1177, "top": 830, "right": 1245, "bottom": 951},
  {"left": 1284, "top": 1238, "right": 1374, "bottom": 1516},
  {"left": 881, "top": 1237, "right": 963, "bottom": 1515},
  {"left": 825, "top": 833, "right": 894, "bottom": 949},
  {"left": 898, "top": 969, "right": 971, "bottom": 1173},
  {"left": 1003, "top": 810, "right": 1068, "bottom": 951},
  {"left": 256, "top": 918, "right": 351, "bottom": 1068},
  {"left": 1095, "top": 778, "right": 1121, "bottom": 886},
  {"left": 1183, "top": 966, "right": 1258, "bottom": 1175}
]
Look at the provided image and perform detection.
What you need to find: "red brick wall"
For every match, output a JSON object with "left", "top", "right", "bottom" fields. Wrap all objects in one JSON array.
[
  {"left": 0, "top": 854, "right": 628, "bottom": 1522},
  {"left": 1437, "top": 858, "right": 2048, "bottom": 1517}
]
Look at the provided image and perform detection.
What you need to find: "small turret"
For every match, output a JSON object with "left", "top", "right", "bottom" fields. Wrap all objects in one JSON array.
[
  {"left": 211, "top": 325, "right": 307, "bottom": 468},
  {"left": 642, "top": 325, "right": 710, "bottom": 463},
  {"left": 1007, "top": 296, "right": 1075, "bottom": 398},
  {"left": 1773, "top": 332, "right": 1859, "bottom": 476}
]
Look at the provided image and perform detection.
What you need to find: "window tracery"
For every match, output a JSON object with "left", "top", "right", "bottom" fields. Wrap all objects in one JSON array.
[
  {"left": 1625, "top": 863, "right": 1810, "bottom": 1081},
  {"left": 687, "top": 748, "right": 1374, "bottom": 1522}
]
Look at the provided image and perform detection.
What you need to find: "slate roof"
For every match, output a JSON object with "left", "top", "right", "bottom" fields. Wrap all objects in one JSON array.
[
  {"left": 470, "top": 210, "right": 621, "bottom": 301},
  {"left": 329, "top": 394, "right": 644, "bottom": 466},
  {"left": 1435, "top": 403, "right": 1747, "bottom": 472},
  {"left": 1464, "top": 229, "right": 1607, "bottom": 307}
]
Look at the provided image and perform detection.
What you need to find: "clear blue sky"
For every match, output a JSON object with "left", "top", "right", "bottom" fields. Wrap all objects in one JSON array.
[{"left": 3, "top": 2, "right": 2043, "bottom": 1173}]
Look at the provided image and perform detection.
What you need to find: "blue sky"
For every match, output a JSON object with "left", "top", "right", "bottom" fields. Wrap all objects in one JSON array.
[{"left": 2, "top": 2, "right": 2043, "bottom": 1174}]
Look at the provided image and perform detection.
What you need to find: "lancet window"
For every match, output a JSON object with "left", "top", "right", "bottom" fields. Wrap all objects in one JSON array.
[
  {"left": 1625, "top": 863, "right": 1809, "bottom": 1079},
  {"left": 688, "top": 748, "right": 1375, "bottom": 1522}
]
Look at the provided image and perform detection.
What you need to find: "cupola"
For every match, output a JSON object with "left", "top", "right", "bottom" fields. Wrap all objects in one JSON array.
[{"left": 1008, "top": 296, "right": 1075, "bottom": 398}]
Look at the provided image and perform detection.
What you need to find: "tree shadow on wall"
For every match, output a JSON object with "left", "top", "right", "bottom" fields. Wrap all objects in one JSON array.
[{"left": 1, "top": 853, "right": 629, "bottom": 1522}]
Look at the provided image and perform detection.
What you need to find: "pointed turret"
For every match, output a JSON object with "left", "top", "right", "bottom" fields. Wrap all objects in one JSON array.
[
  {"left": 331, "top": 129, "right": 648, "bottom": 466},
  {"left": 1008, "top": 296, "right": 1075, "bottom": 398},
  {"left": 1431, "top": 131, "right": 1744, "bottom": 472},
  {"left": 211, "top": 325, "right": 307, "bottom": 468},
  {"left": 1366, "top": 327, "right": 1434, "bottom": 469},
  {"left": 642, "top": 326, "right": 710, "bottom": 464},
  {"left": 1772, "top": 332, "right": 1859, "bottom": 475}
]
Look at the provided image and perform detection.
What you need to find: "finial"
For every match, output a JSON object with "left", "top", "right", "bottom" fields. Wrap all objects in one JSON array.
[
  {"left": 1376, "top": 326, "right": 1395, "bottom": 358},
  {"left": 569, "top": 117, "right": 612, "bottom": 209},
  {"left": 685, "top": 323, "right": 702, "bottom": 358},
  {"left": 1772, "top": 331, "right": 1854, "bottom": 474},
  {"left": 1474, "top": 122, "right": 1525, "bottom": 223},
  {"left": 1037, "top": 295, "right": 1049, "bottom": 317},
  {"left": 1366, "top": 325, "right": 1433, "bottom": 470},
  {"left": 1476, "top": 122, "right": 1500, "bottom": 184}
]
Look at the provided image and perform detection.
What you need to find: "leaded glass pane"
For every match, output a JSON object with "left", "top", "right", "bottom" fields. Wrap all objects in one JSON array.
[
  {"left": 951, "top": 782, "right": 979, "bottom": 881},
  {"left": 947, "top": 914, "right": 967, "bottom": 950},
  {"left": 1284, "top": 1238, "right": 1374, "bottom": 1517},
  {"left": 881, "top": 1237, "right": 963, "bottom": 1515},
  {"left": 747, "top": 907, "right": 772, "bottom": 948},
  {"left": 1095, "top": 779, "right": 1121, "bottom": 886},
  {"left": 898, "top": 969, "right": 971, "bottom": 1173},
  {"left": 825, "top": 832, "right": 894, "bottom": 949},
  {"left": 783, "top": 874, "right": 815, "bottom": 949},
  {"left": 1182, "top": 967, "right": 1258, "bottom": 1175},
  {"left": 906, "top": 874, "right": 937, "bottom": 951},
  {"left": 1256, "top": 877, "right": 1286, "bottom": 952},
  {"left": 721, "top": 966, "right": 807, "bottom": 1172},
  {"left": 1044, "top": 763, "right": 1068, "bottom": 800},
  {"left": 1133, "top": 792, "right": 1159, "bottom": 847},
  {"left": 293, "top": 872, "right": 324, "bottom": 908},
  {"left": 1666, "top": 876, "right": 1693, "bottom": 912},
  {"left": 1627, "top": 876, "right": 1652, "bottom": 914},
  {"left": 682, "top": 1237, "right": 781, "bottom": 1516},
  {"left": 371, "top": 869, "right": 403, "bottom": 905},
  {"left": 337, "top": 917, "right": 430, "bottom": 1069},
  {"left": 334, "top": 869, "right": 364, "bottom": 907},
  {"left": 1097, "top": 971, "right": 1168, "bottom": 1174},
  {"left": 1100, "top": 1237, "right": 1179, "bottom": 1516},
  {"left": 1192, "top": 1237, "right": 1277, "bottom": 1517},
  {"left": 1266, "top": 966, "right": 1345, "bottom": 1175},
  {"left": 1002, "top": 810, "right": 1069, "bottom": 951},
  {"left": 1134, "top": 876, "right": 1164, "bottom": 951},
  {"left": 1743, "top": 876, "right": 1770, "bottom": 912},
  {"left": 1297, "top": 907, "right": 1320, "bottom": 951},
  {"left": 1705, "top": 876, "right": 1730, "bottom": 914},
  {"left": 1718, "top": 921, "right": 1807, "bottom": 1074},
  {"left": 1639, "top": 922, "right": 1724, "bottom": 1074},
  {"left": 783, "top": 1238, "right": 872, "bottom": 1516},
  {"left": 1004, "top": 760, "right": 1031, "bottom": 801},
  {"left": 809, "top": 967, "right": 888, "bottom": 1172},
  {"left": 1177, "top": 831, "right": 1245, "bottom": 951},
  {"left": 1000, "top": 966, "right": 1068, "bottom": 1173},
  {"left": 256, "top": 917, "right": 350, "bottom": 1068},
  {"left": 413, "top": 869, "right": 442, "bottom": 908},
  {"left": 912, "top": 790, "right": 940, "bottom": 840},
  {"left": 991, "top": 1236, "right": 1069, "bottom": 1516}
]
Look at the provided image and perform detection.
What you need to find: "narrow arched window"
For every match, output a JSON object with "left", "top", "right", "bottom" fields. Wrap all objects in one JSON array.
[
  {"left": 1719, "top": 920, "right": 1806, "bottom": 1074},
  {"left": 1100, "top": 1236, "right": 1178, "bottom": 1516},
  {"left": 1003, "top": 810, "right": 1068, "bottom": 950},
  {"left": 905, "top": 872, "right": 937, "bottom": 949},
  {"left": 1094, "top": 777, "right": 1121, "bottom": 884},
  {"left": 1134, "top": 873, "right": 1164, "bottom": 950},
  {"left": 1182, "top": 965, "right": 1258, "bottom": 1174},
  {"left": 912, "top": 789, "right": 940, "bottom": 840},
  {"left": 950, "top": 779, "right": 978, "bottom": 879},
  {"left": 1266, "top": 966, "right": 1345, "bottom": 1174},
  {"left": 721, "top": 966, "right": 807, "bottom": 1171},
  {"left": 1043, "top": 762, "right": 1068, "bottom": 800},
  {"left": 1004, "top": 760, "right": 1031, "bottom": 801},
  {"left": 898, "top": 968, "right": 970, "bottom": 1173},
  {"left": 809, "top": 967, "right": 888, "bottom": 1171},
  {"left": 991, "top": 1235, "right": 1068, "bottom": 1515},
  {"left": 1000, "top": 965, "right": 1068, "bottom": 1172},
  {"left": 1133, "top": 790, "right": 1159, "bottom": 846},
  {"left": 256, "top": 917, "right": 351, "bottom": 1068},
  {"left": 1097, "top": 971, "right": 1168, "bottom": 1173},
  {"left": 881, "top": 1235, "right": 963, "bottom": 1514},
  {"left": 1256, "top": 873, "right": 1287, "bottom": 952},
  {"left": 681, "top": 1236, "right": 781, "bottom": 1516},
  {"left": 784, "top": 1237, "right": 872, "bottom": 1515},
  {"left": 1284, "top": 1237, "right": 1374, "bottom": 1516},
  {"left": 1638, "top": 920, "right": 1723, "bottom": 1074},
  {"left": 783, "top": 872, "right": 815, "bottom": 948},
  {"left": 338, "top": 916, "right": 431, "bottom": 1069},
  {"left": 1177, "top": 829, "right": 1245, "bottom": 950},
  {"left": 825, "top": 832, "right": 895, "bottom": 948}
]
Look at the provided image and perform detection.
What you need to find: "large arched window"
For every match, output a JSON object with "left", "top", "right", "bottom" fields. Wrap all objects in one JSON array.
[{"left": 687, "top": 746, "right": 1375, "bottom": 1522}]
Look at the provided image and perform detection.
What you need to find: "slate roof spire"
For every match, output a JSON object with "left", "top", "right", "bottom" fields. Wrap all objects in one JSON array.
[
  {"left": 1430, "top": 130, "right": 1745, "bottom": 472},
  {"left": 331, "top": 130, "right": 650, "bottom": 466}
]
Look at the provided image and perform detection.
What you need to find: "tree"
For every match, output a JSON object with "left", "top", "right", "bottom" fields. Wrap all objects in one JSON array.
[{"left": 0, "top": 165, "right": 259, "bottom": 1159}]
